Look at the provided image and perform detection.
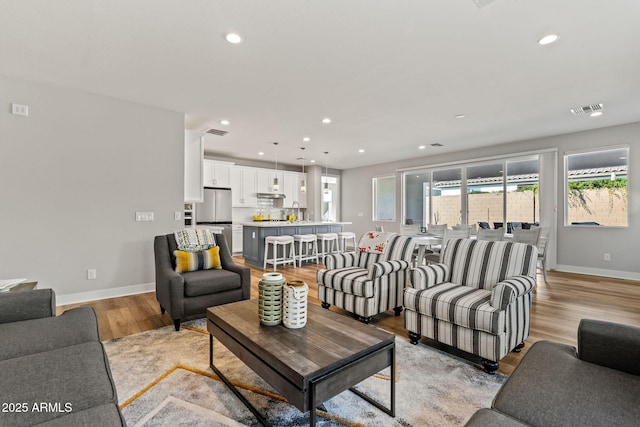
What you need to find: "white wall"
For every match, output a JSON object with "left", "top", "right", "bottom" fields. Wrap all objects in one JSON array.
[
  {"left": 1, "top": 76, "right": 185, "bottom": 304},
  {"left": 341, "top": 122, "right": 640, "bottom": 279}
]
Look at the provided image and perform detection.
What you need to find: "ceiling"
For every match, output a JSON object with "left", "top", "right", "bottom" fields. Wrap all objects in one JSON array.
[{"left": 2, "top": 1, "right": 640, "bottom": 170}]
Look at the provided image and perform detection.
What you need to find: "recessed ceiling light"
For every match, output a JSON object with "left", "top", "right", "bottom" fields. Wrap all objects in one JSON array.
[
  {"left": 538, "top": 34, "right": 558, "bottom": 46},
  {"left": 258, "top": 152, "right": 264, "bottom": 156},
  {"left": 590, "top": 111, "right": 603, "bottom": 117},
  {"left": 225, "top": 33, "right": 243, "bottom": 44},
  {"left": 310, "top": 159, "right": 316, "bottom": 163},
  {"left": 358, "top": 149, "right": 365, "bottom": 153},
  {"left": 455, "top": 114, "right": 465, "bottom": 119},
  {"left": 418, "top": 145, "right": 426, "bottom": 150},
  {"left": 322, "top": 118, "right": 332, "bottom": 124},
  {"left": 303, "top": 137, "right": 310, "bottom": 142},
  {"left": 220, "top": 119, "right": 230, "bottom": 125}
]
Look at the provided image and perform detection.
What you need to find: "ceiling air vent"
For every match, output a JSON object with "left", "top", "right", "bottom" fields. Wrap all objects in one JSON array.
[
  {"left": 473, "top": 0, "right": 499, "bottom": 9},
  {"left": 206, "top": 128, "right": 228, "bottom": 136},
  {"left": 431, "top": 143, "right": 443, "bottom": 147},
  {"left": 570, "top": 103, "right": 603, "bottom": 116}
]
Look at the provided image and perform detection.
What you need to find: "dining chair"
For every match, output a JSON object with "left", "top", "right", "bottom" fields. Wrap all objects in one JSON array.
[
  {"left": 512, "top": 228, "right": 540, "bottom": 246},
  {"left": 477, "top": 228, "right": 504, "bottom": 241},
  {"left": 399, "top": 224, "right": 421, "bottom": 235},
  {"left": 427, "top": 223, "right": 447, "bottom": 237},
  {"left": 533, "top": 227, "right": 550, "bottom": 284},
  {"left": 425, "top": 228, "right": 470, "bottom": 264}
]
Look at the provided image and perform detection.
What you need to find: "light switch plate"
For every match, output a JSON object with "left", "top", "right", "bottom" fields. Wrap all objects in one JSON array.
[
  {"left": 135, "top": 212, "right": 154, "bottom": 221},
  {"left": 11, "top": 103, "right": 29, "bottom": 117}
]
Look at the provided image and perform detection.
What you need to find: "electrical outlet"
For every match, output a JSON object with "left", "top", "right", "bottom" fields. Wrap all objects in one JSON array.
[
  {"left": 87, "top": 269, "right": 97, "bottom": 280},
  {"left": 174, "top": 211, "right": 182, "bottom": 220},
  {"left": 603, "top": 253, "right": 611, "bottom": 262}
]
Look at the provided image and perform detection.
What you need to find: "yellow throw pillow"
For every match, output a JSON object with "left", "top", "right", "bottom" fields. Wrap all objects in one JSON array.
[{"left": 174, "top": 246, "right": 222, "bottom": 273}]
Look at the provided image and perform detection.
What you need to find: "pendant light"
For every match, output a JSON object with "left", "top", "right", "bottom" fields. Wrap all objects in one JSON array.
[
  {"left": 300, "top": 147, "right": 307, "bottom": 193},
  {"left": 323, "top": 151, "right": 330, "bottom": 195},
  {"left": 272, "top": 142, "right": 279, "bottom": 192}
]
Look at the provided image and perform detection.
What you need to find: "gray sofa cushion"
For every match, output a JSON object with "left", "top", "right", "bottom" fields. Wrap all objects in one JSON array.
[
  {"left": 34, "top": 403, "right": 124, "bottom": 427},
  {"left": 493, "top": 340, "right": 640, "bottom": 427},
  {"left": 183, "top": 268, "right": 242, "bottom": 297},
  {"left": 0, "top": 307, "right": 99, "bottom": 361},
  {"left": 0, "top": 342, "right": 118, "bottom": 427},
  {"left": 465, "top": 408, "right": 529, "bottom": 427}
]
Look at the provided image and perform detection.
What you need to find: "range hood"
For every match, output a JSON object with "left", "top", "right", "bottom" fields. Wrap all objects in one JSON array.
[{"left": 257, "top": 193, "right": 286, "bottom": 199}]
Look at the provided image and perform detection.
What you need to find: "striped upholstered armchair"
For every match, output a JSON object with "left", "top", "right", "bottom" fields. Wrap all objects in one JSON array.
[
  {"left": 404, "top": 238, "right": 537, "bottom": 374},
  {"left": 317, "top": 232, "right": 415, "bottom": 323}
]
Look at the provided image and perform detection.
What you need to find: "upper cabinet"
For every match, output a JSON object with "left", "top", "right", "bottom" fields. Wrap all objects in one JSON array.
[
  {"left": 203, "top": 160, "right": 232, "bottom": 188},
  {"left": 184, "top": 130, "right": 203, "bottom": 203},
  {"left": 209, "top": 163, "right": 308, "bottom": 208},
  {"left": 231, "top": 167, "right": 257, "bottom": 207},
  {"left": 283, "top": 172, "right": 308, "bottom": 208}
]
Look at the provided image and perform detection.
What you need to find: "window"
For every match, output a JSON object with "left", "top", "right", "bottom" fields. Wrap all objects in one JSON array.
[
  {"left": 432, "top": 168, "right": 462, "bottom": 226},
  {"left": 402, "top": 154, "right": 544, "bottom": 230},
  {"left": 506, "top": 158, "right": 540, "bottom": 231},
  {"left": 467, "top": 162, "right": 504, "bottom": 229},
  {"left": 321, "top": 175, "right": 339, "bottom": 222},
  {"left": 565, "top": 146, "right": 628, "bottom": 227},
  {"left": 373, "top": 175, "right": 396, "bottom": 221}
]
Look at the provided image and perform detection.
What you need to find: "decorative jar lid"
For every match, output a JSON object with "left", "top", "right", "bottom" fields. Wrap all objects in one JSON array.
[
  {"left": 287, "top": 280, "right": 306, "bottom": 287},
  {"left": 261, "top": 272, "right": 283, "bottom": 282}
]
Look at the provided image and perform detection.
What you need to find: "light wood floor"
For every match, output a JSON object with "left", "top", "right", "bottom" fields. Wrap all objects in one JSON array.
[{"left": 59, "top": 259, "right": 640, "bottom": 376}]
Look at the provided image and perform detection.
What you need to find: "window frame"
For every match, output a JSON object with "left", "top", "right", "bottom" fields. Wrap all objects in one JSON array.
[
  {"left": 563, "top": 144, "right": 629, "bottom": 228},
  {"left": 372, "top": 174, "right": 397, "bottom": 222}
]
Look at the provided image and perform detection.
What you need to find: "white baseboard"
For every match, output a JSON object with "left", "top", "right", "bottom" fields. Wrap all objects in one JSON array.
[
  {"left": 554, "top": 265, "right": 640, "bottom": 281},
  {"left": 56, "top": 282, "right": 155, "bottom": 306}
]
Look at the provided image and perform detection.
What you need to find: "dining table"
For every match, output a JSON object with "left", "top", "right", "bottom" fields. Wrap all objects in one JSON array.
[{"left": 410, "top": 234, "right": 443, "bottom": 265}]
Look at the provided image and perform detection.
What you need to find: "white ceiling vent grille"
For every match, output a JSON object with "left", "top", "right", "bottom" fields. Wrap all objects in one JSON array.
[
  {"left": 206, "top": 128, "right": 228, "bottom": 136},
  {"left": 570, "top": 103, "right": 604, "bottom": 116},
  {"left": 473, "top": 0, "right": 499, "bottom": 9}
]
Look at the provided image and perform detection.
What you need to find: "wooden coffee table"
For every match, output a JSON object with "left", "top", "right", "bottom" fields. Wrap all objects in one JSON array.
[{"left": 207, "top": 299, "right": 395, "bottom": 426}]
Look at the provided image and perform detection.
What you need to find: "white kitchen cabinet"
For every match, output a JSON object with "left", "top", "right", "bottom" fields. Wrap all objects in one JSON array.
[
  {"left": 282, "top": 172, "right": 308, "bottom": 208},
  {"left": 255, "top": 169, "right": 271, "bottom": 194},
  {"left": 232, "top": 224, "right": 243, "bottom": 253},
  {"left": 283, "top": 172, "right": 297, "bottom": 208},
  {"left": 203, "top": 160, "right": 232, "bottom": 188},
  {"left": 231, "top": 167, "right": 257, "bottom": 207},
  {"left": 256, "top": 169, "right": 284, "bottom": 194},
  {"left": 184, "top": 130, "right": 203, "bottom": 202}
]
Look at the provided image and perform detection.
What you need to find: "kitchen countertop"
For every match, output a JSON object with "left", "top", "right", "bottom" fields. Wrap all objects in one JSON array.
[{"left": 242, "top": 221, "right": 352, "bottom": 227}]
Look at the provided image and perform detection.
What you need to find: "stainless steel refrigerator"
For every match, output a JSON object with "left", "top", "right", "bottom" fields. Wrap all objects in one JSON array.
[{"left": 196, "top": 187, "right": 233, "bottom": 249}]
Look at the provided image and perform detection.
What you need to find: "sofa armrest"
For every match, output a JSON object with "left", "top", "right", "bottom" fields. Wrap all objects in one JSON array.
[
  {"left": 325, "top": 252, "right": 358, "bottom": 270},
  {"left": 410, "top": 264, "right": 450, "bottom": 290},
  {"left": 578, "top": 319, "right": 640, "bottom": 376},
  {"left": 216, "top": 234, "right": 251, "bottom": 300},
  {"left": 0, "top": 289, "right": 56, "bottom": 324},
  {"left": 490, "top": 276, "right": 535, "bottom": 310},
  {"left": 368, "top": 260, "right": 410, "bottom": 279}
]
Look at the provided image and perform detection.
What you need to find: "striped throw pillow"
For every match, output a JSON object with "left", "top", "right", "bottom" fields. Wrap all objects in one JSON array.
[
  {"left": 174, "top": 246, "right": 221, "bottom": 273},
  {"left": 174, "top": 229, "right": 216, "bottom": 252}
]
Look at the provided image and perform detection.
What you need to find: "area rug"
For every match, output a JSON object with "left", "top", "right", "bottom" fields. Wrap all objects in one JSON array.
[{"left": 103, "top": 319, "right": 506, "bottom": 426}]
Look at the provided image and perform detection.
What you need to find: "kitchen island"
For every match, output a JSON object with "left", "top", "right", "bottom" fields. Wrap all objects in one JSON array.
[{"left": 242, "top": 222, "right": 352, "bottom": 268}]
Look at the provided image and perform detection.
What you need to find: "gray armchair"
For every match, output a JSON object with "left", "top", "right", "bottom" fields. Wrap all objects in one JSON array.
[{"left": 154, "top": 233, "right": 250, "bottom": 330}]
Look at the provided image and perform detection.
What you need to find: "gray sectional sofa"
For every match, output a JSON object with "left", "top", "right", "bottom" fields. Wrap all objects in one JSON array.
[
  {"left": 0, "top": 289, "right": 125, "bottom": 426},
  {"left": 466, "top": 319, "right": 640, "bottom": 426}
]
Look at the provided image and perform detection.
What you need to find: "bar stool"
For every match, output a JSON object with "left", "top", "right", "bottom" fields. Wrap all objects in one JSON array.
[
  {"left": 263, "top": 235, "right": 296, "bottom": 271},
  {"left": 316, "top": 232, "right": 339, "bottom": 262},
  {"left": 293, "top": 234, "right": 319, "bottom": 267},
  {"left": 338, "top": 231, "right": 357, "bottom": 253}
]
